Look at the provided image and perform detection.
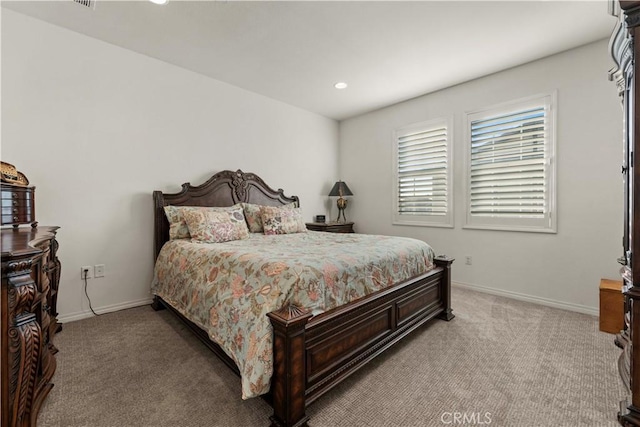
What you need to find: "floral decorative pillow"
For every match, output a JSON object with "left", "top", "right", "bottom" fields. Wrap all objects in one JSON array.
[
  {"left": 182, "top": 205, "right": 249, "bottom": 243},
  {"left": 242, "top": 202, "right": 297, "bottom": 233},
  {"left": 164, "top": 205, "right": 243, "bottom": 240},
  {"left": 164, "top": 205, "right": 193, "bottom": 240},
  {"left": 260, "top": 206, "right": 307, "bottom": 235}
]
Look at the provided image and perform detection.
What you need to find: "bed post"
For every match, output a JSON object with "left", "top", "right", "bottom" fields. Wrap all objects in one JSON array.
[
  {"left": 267, "top": 304, "right": 313, "bottom": 427},
  {"left": 434, "top": 256, "right": 455, "bottom": 321},
  {"left": 151, "top": 295, "right": 165, "bottom": 311}
]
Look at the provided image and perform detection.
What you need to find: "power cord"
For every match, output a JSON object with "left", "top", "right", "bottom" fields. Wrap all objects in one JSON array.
[{"left": 83, "top": 269, "right": 100, "bottom": 316}]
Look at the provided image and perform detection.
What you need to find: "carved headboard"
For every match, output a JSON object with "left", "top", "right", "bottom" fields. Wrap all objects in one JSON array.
[{"left": 153, "top": 169, "right": 299, "bottom": 260}]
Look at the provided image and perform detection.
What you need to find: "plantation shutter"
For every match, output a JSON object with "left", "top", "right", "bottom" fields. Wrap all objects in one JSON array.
[
  {"left": 397, "top": 125, "right": 448, "bottom": 216},
  {"left": 469, "top": 107, "right": 547, "bottom": 218}
]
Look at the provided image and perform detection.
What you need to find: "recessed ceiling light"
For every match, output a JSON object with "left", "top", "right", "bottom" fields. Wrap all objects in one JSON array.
[
  {"left": 149, "top": 0, "right": 168, "bottom": 4},
  {"left": 334, "top": 82, "right": 348, "bottom": 90}
]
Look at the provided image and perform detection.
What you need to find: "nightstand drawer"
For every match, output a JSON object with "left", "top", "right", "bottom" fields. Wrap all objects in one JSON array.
[{"left": 306, "top": 222, "right": 354, "bottom": 233}]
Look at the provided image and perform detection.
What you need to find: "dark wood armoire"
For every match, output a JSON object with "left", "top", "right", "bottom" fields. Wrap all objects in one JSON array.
[{"left": 610, "top": 1, "right": 640, "bottom": 425}]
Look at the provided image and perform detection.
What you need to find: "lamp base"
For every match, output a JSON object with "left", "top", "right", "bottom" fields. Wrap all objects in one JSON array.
[
  {"left": 336, "top": 208, "right": 347, "bottom": 223},
  {"left": 336, "top": 197, "right": 348, "bottom": 223}
]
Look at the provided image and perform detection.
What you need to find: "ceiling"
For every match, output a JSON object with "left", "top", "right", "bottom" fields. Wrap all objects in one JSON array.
[{"left": 2, "top": 1, "right": 617, "bottom": 120}]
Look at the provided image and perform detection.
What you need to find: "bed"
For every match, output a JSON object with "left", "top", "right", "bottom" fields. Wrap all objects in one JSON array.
[{"left": 151, "top": 169, "right": 454, "bottom": 427}]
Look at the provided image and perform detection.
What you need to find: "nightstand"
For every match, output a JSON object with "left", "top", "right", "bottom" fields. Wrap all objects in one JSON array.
[{"left": 306, "top": 222, "right": 354, "bottom": 233}]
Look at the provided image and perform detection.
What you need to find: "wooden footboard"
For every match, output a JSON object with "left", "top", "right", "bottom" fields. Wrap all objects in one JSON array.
[{"left": 267, "top": 256, "right": 454, "bottom": 427}]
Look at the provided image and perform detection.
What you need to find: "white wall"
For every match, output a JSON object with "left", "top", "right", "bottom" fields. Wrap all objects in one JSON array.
[
  {"left": 339, "top": 40, "right": 622, "bottom": 314},
  {"left": 1, "top": 9, "right": 339, "bottom": 321}
]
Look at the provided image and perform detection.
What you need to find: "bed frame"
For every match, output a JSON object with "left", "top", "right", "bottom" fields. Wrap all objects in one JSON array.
[{"left": 152, "top": 169, "right": 454, "bottom": 427}]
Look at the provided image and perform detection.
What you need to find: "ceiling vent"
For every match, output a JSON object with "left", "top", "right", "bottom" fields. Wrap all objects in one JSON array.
[{"left": 73, "top": 0, "right": 96, "bottom": 9}]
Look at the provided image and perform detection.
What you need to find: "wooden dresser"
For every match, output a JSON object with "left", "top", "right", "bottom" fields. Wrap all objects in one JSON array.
[
  {"left": 610, "top": 1, "right": 640, "bottom": 425},
  {"left": 1, "top": 226, "right": 60, "bottom": 426}
]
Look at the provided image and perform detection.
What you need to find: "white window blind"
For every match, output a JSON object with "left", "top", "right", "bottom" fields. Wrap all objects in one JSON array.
[
  {"left": 465, "top": 94, "right": 556, "bottom": 233},
  {"left": 393, "top": 118, "right": 453, "bottom": 227}
]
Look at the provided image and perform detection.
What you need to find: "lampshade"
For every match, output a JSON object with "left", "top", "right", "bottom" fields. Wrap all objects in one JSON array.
[{"left": 328, "top": 181, "right": 353, "bottom": 197}]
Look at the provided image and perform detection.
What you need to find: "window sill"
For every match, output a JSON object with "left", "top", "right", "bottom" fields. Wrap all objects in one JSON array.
[
  {"left": 392, "top": 220, "right": 454, "bottom": 229},
  {"left": 462, "top": 224, "right": 556, "bottom": 234}
]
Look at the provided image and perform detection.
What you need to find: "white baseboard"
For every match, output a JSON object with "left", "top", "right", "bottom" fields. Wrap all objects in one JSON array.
[
  {"left": 57, "top": 297, "right": 154, "bottom": 323},
  {"left": 452, "top": 280, "right": 599, "bottom": 317}
]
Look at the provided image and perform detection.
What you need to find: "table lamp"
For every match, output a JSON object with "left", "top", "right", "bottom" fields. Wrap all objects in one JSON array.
[{"left": 329, "top": 181, "right": 353, "bottom": 223}]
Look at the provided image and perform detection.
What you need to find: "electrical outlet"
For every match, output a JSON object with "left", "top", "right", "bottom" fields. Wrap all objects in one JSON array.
[
  {"left": 465, "top": 256, "right": 472, "bottom": 265},
  {"left": 81, "top": 266, "right": 92, "bottom": 279},
  {"left": 94, "top": 264, "right": 105, "bottom": 278}
]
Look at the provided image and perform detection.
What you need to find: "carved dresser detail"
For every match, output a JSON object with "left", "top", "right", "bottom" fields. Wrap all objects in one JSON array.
[{"left": 1, "top": 226, "right": 61, "bottom": 426}]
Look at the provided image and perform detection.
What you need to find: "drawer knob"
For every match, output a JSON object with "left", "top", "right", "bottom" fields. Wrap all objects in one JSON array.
[
  {"left": 11, "top": 193, "right": 17, "bottom": 198},
  {"left": 13, "top": 216, "right": 19, "bottom": 222},
  {"left": 12, "top": 200, "right": 18, "bottom": 206}
]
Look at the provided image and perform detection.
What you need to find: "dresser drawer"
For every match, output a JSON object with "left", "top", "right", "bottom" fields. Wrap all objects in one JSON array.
[
  {"left": 2, "top": 200, "right": 32, "bottom": 214},
  {"left": 1, "top": 206, "right": 35, "bottom": 225},
  {"left": 1, "top": 187, "right": 34, "bottom": 200}
]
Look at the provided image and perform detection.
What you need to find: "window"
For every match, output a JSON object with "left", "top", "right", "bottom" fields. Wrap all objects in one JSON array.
[
  {"left": 464, "top": 94, "right": 556, "bottom": 233},
  {"left": 392, "top": 117, "right": 453, "bottom": 227}
]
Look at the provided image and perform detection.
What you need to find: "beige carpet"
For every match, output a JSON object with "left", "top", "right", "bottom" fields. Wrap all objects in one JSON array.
[{"left": 38, "top": 288, "right": 625, "bottom": 427}]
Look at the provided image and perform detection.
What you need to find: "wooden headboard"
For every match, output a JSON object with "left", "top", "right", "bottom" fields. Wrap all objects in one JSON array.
[{"left": 153, "top": 169, "right": 299, "bottom": 260}]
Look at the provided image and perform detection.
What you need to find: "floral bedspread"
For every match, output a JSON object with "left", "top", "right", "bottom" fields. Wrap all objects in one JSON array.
[{"left": 151, "top": 231, "right": 434, "bottom": 399}]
